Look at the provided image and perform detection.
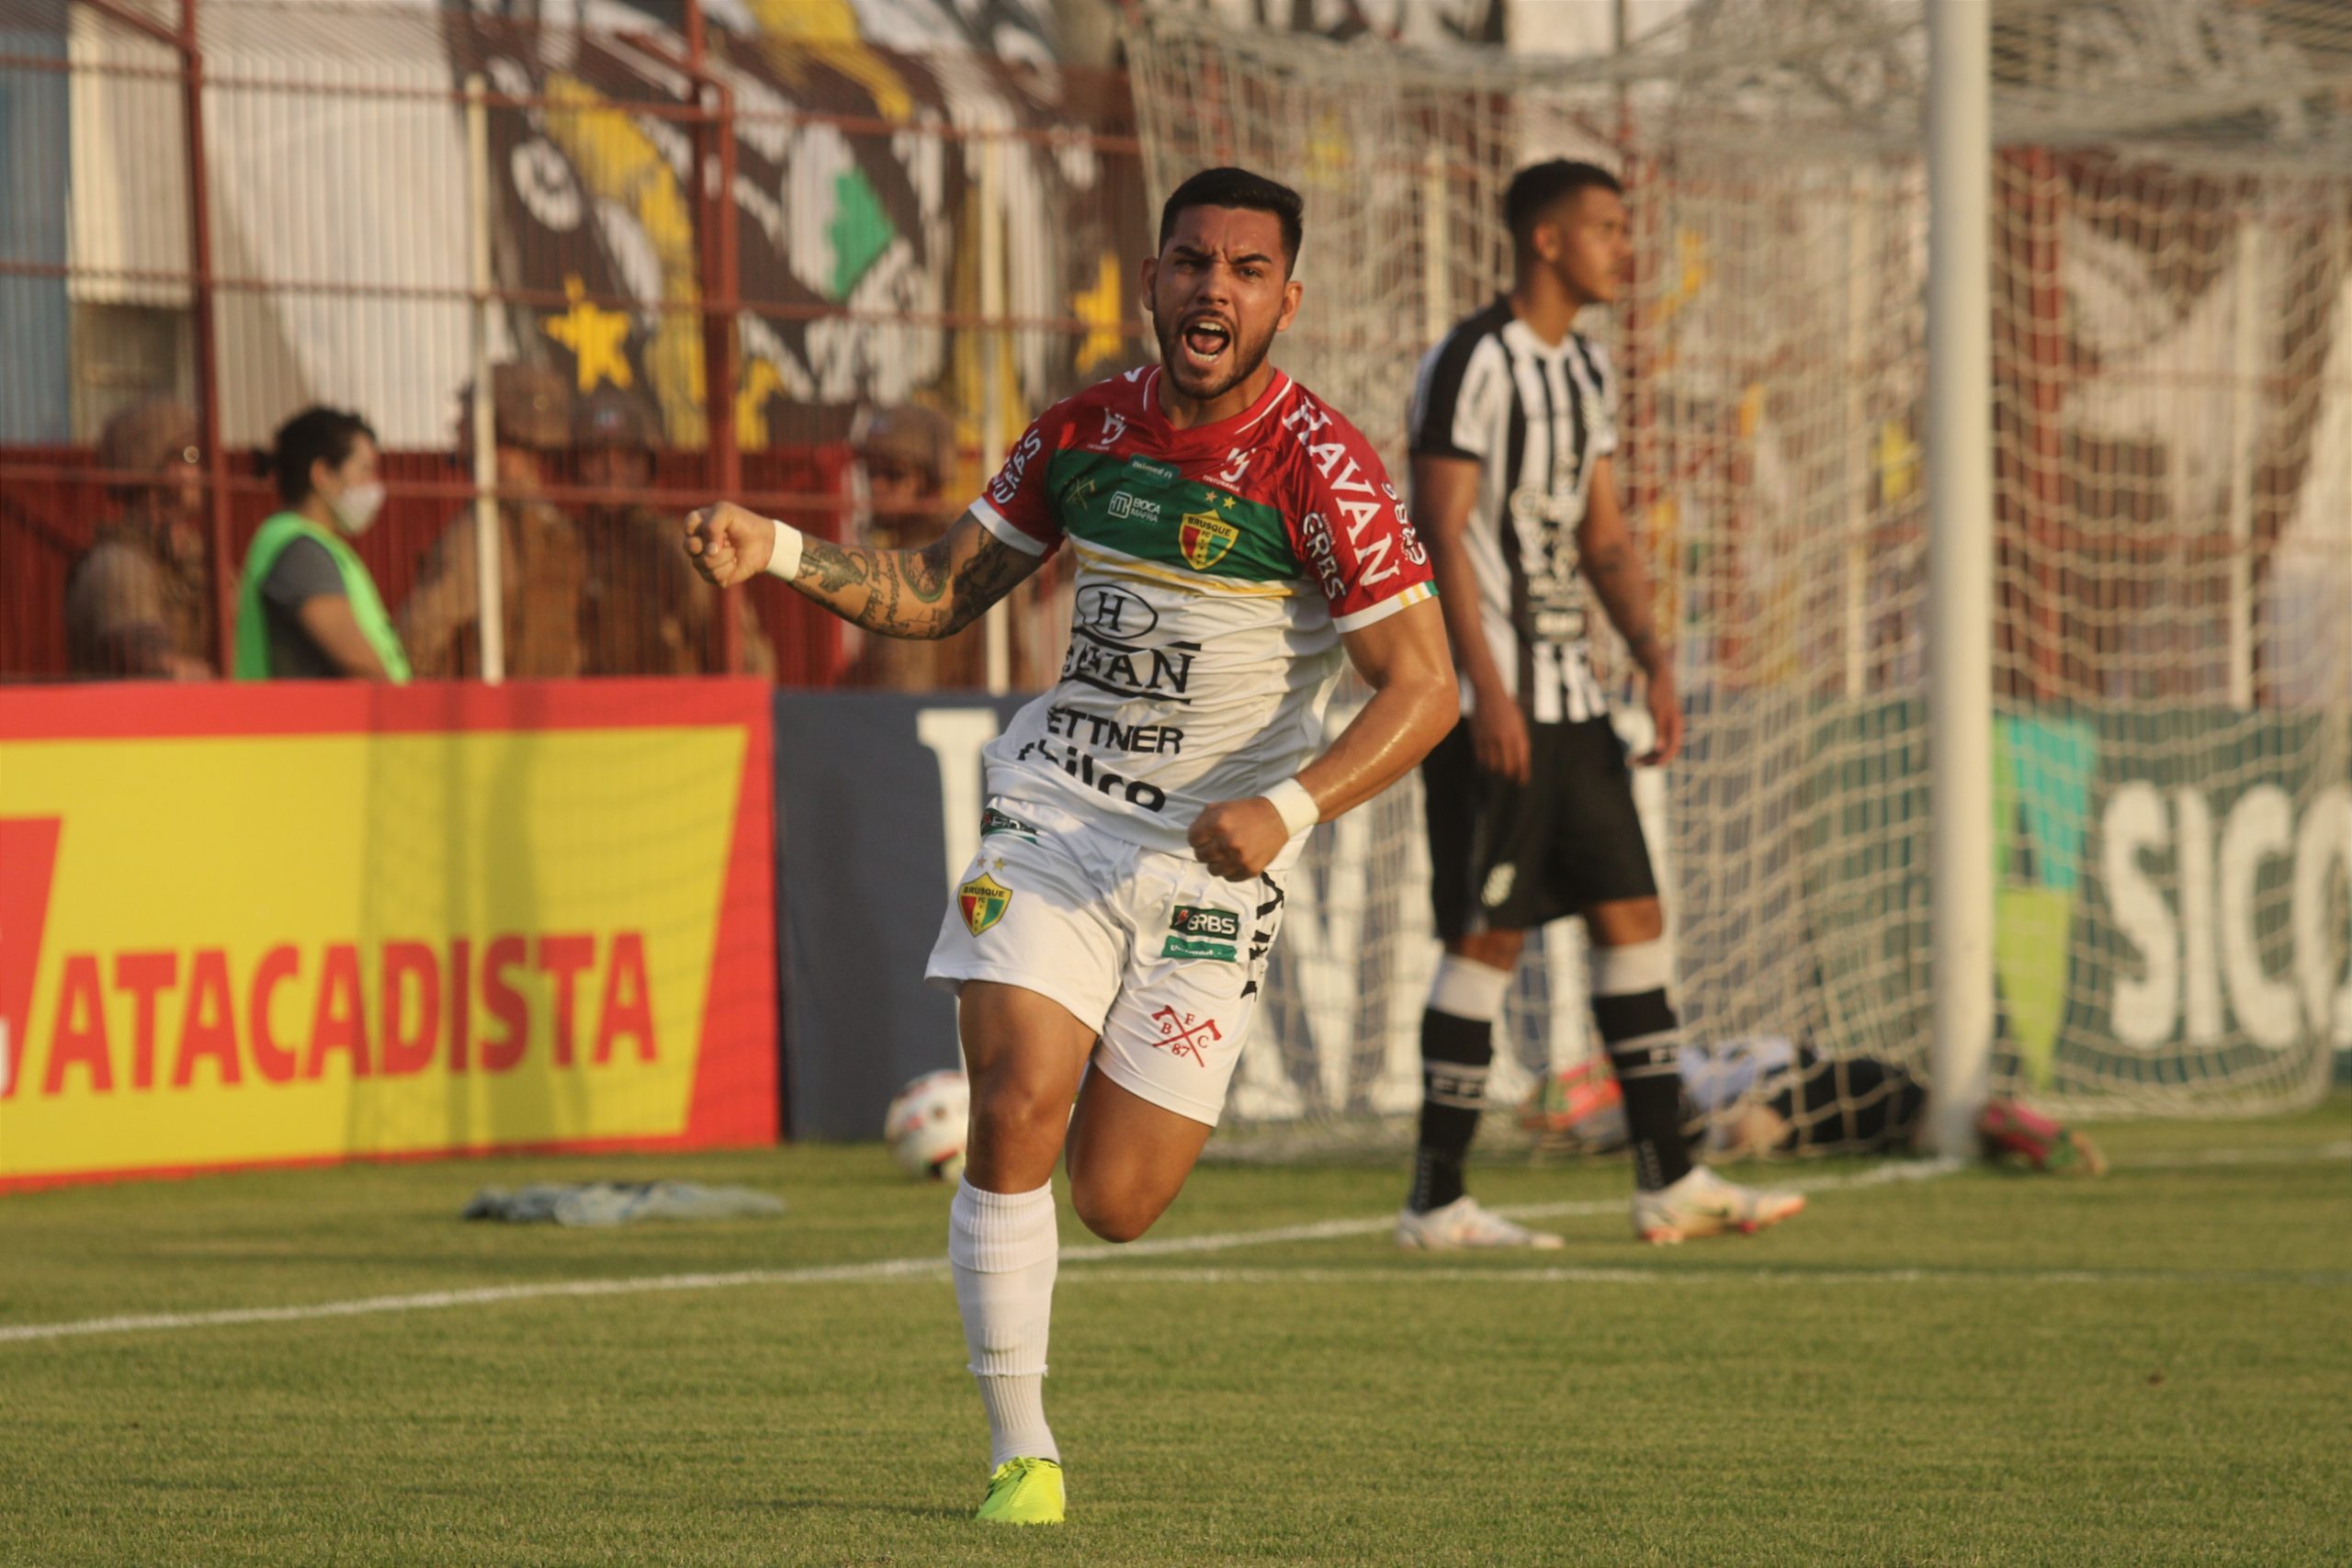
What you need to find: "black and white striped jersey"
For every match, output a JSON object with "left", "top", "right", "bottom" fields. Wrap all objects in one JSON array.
[{"left": 1408, "top": 297, "right": 1618, "bottom": 725}]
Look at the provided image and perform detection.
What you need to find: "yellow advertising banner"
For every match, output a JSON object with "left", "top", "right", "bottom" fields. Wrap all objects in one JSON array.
[{"left": 0, "top": 682, "right": 775, "bottom": 1189}]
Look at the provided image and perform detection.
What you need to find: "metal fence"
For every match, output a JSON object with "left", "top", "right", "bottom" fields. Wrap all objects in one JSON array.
[{"left": 1, "top": 0, "right": 1154, "bottom": 684}]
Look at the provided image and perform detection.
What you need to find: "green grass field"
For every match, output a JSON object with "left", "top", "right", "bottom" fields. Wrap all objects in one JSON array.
[{"left": 4, "top": 1101, "right": 2348, "bottom": 1567}]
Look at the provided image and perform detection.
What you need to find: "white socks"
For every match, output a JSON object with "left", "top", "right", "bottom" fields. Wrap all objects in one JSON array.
[
  {"left": 948, "top": 1178, "right": 1060, "bottom": 1467},
  {"left": 1428, "top": 953, "right": 1512, "bottom": 1022},
  {"left": 974, "top": 1376, "right": 1054, "bottom": 1472}
]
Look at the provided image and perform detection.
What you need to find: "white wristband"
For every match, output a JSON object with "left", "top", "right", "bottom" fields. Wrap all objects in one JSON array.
[
  {"left": 763, "top": 517, "right": 805, "bottom": 582},
  {"left": 1261, "top": 777, "right": 1320, "bottom": 838}
]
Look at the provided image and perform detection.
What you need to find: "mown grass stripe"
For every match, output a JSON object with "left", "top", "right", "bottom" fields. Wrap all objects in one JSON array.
[{"left": 4, "top": 1144, "right": 2341, "bottom": 1347}]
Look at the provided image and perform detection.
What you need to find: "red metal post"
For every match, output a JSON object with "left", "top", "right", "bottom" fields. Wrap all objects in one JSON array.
[
  {"left": 182, "top": 0, "right": 233, "bottom": 675},
  {"left": 622, "top": 9, "right": 744, "bottom": 673},
  {"left": 682, "top": 0, "right": 744, "bottom": 675},
  {"left": 711, "top": 85, "right": 743, "bottom": 675}
]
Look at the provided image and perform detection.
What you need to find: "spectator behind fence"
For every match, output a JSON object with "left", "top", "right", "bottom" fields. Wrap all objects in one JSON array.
[
  {"left": 399, "top": 364, "right": 585, "bottom": 679},
  {"left": 838, "top": 403, "right": 987, "bottom": 691},
  {"left": 65, "top": 398, "right": 215, "bottom": 680},
  {"left": 233, "top": 406, "right": 411, "bottom": 682},
  {"left": 573, "top": 386, "right": 774, "bottom": 677}
]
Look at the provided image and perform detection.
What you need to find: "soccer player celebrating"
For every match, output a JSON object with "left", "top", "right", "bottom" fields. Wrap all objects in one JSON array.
[
  {"left": 1398, "top": 159, "right": 1804, "bottom": 1250},
  {"left": 684, "top": 167, "right": 1452, "bottom": 1525}
]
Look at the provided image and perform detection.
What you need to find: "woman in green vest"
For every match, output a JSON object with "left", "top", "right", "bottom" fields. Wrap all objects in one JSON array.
[{"left": 233, "top": 406, "right": 412, "bottom": 682}]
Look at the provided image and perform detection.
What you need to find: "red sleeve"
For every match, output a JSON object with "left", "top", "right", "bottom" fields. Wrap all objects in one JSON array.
[
  {"left": 1283, "top": 399, "right": 1437, "bottom": 632},
  {"left": 971, "top": 405, "right": 1069, "bottom": 556}
]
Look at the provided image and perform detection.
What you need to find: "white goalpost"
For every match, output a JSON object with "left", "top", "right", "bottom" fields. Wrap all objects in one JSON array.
[
  {"left": 1128, "top": 0, "right": 2352, "bottom": 1156},
  {"left": 1925, "top": 0, "right": 1995, "bottom": 1156}
]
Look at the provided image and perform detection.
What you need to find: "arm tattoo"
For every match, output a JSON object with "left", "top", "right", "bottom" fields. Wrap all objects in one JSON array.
[
  {"left": 791, "top": 530, "right": 1036, "bottom": 640},
  {"left": 940, "top": 536, "right": 1039, "bottom": 636},
  {"left": 905, "top": 546, "right": 948, "bottom": 604},
  {"left": 805, "top": 543, "right": 871, "bottom": 595}
]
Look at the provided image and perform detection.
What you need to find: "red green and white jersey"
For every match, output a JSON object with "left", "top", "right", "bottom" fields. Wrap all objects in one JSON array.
[{"left": 972, "top": 366, "right": 1436, "bottom": 856}]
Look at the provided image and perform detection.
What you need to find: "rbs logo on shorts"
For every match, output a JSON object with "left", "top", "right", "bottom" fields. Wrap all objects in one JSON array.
[{"left": 1161, "top": 904, "right": 1240, "bottom": 963}]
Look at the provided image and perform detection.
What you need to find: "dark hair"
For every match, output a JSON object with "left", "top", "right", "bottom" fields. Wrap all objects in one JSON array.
[
  {"left": 1504, "top": 160, "right": 1623, "bottom": 243},
  {"left": 1158, "top": 166, "right": 1306, "bottom": 273},
  {"left": 266, "top": 405, "right": 376, "bottom": 506}
]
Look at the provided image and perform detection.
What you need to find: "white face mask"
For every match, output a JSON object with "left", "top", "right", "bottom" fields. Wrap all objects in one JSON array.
[{"left": 330, "top": 480, "right": 385, "bottom": 536}]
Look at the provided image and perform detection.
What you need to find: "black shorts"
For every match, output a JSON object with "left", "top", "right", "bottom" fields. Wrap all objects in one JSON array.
[{"left": 1422, "top": 713, "right": 1658, "bottom": 941}]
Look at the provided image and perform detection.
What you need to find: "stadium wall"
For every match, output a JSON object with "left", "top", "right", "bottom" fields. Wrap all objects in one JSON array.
[
  {"left": 0, "top": 678, "right": 776, "bottom": 1191},
  {"left": 773, "top": 691, "right": 2352, "bottom": 1140},
  {"left": 773, "top": 691, "right": 1030, "bottom": 1141}
]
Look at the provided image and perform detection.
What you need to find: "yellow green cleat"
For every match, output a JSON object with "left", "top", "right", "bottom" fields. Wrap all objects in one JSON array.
[{"left": 976, "top": 1457, "right": 1065, "bottom": 1525}]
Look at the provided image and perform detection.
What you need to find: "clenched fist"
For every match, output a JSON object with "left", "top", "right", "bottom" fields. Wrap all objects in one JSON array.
[
  {"left": 683, "top": 502, "right": 776, "bottom": 588},
  {"left": 1188, "top": 796, "right": 1289, "bottom": 883}
]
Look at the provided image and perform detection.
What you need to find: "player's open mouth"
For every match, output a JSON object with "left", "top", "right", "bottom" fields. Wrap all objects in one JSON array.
[{"left": 1180, "top": 317, "right": 1232, "bottom": 370}]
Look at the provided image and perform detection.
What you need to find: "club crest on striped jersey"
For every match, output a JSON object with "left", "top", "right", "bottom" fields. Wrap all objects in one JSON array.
[
  {"left": 1177, "top": 509, "right": 1239, "bottom": 570},
  {"left": 958, "top": 871, "right": 1012, "bottom": 935}
]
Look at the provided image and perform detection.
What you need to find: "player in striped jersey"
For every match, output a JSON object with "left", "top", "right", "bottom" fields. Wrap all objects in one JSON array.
[
  {"left": 684, "top": 167, "right": 1453, "bottom": 1524},
  {"left": 1397, "top": 160, "right": 1803, "bottom": 1251}
]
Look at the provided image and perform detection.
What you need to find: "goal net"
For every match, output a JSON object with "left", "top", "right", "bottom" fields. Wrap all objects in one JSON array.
[{"left": 1130, "top": 0, "right": 2352, "bottom": 1154}]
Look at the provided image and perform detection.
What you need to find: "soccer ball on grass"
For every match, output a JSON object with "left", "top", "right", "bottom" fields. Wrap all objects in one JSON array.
[{"left": 884, "top": 1069, "right": 969, "bottom": 1181}]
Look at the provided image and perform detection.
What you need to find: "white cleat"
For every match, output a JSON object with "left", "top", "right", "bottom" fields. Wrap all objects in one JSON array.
[
  {"left": 1396, "top": 1196, "right": 1566, "bottom": 1251},
  {"left": 1633, "top": 1167, "right": 1805, "bottom": 1246}
]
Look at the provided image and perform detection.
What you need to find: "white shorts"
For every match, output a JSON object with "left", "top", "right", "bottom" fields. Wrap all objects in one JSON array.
[{"left": 924, "top": 795, "right": 1285, "bottom": 1127}]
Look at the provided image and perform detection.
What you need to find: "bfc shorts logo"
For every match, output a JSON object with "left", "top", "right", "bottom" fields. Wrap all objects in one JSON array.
[
  {"left": 1482, "top": 863, "right": 1517, "bottom": 908},
  {"left": 1149, "top": 1005, "right": 1224, "bottom": 1067},
  {"left": 1161, "top": 904, "right": 1240, "bottom": 963},
  {"left": 1177, "top": 510, "right": 1239, "bottom": 571},
  {"left": 958, "top": 872, "right": 1013, "bottom": 936}
]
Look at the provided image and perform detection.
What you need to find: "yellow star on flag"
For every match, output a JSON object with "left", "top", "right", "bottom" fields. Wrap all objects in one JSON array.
[
  {"left": 736, "top": 358, "right": 786, "bottom": 451},
  {"left": 1071, "top": 251, "right": 1126, "bottom": 376},
  {"left": 543, "top": 274, "right": 635, "bottom": 392}
]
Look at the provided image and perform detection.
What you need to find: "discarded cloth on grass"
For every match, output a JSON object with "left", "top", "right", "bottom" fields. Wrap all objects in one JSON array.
[{"left": 462, "top": 1181, "right": 786, "bottom": 1227}]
